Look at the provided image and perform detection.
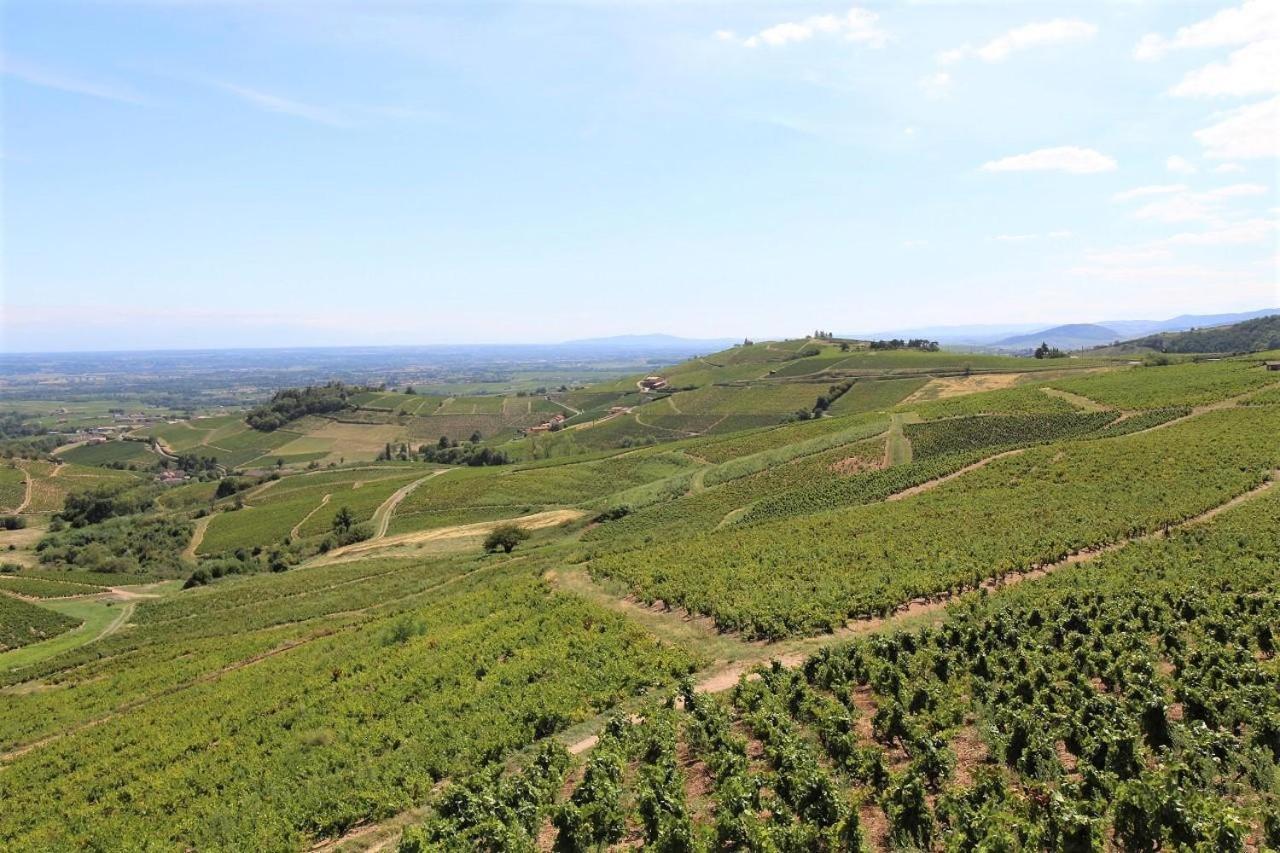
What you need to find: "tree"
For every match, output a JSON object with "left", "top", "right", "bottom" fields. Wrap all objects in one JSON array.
[
  {"left": 469, "top": 431, "right": 482, "bottom": 444},
  {"left": 332, "top": 506, "right": 356, "bottom": 534},
  {"left": 405, "top": 386, "right": 416, "bottom": 395},
  {"left": 483, "top": 523, "right": 530, "bottom": 554}
]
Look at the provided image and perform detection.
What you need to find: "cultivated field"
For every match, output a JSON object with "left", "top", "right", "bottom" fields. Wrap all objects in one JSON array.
[{"left": 2, "top": 337, "right": 1278, "bottom": 850}]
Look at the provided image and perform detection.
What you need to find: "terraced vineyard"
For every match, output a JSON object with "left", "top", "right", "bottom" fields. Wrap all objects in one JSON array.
[
  {"left": 410, "top": 480, "right": 1280, "bottom": 851},
  {"left": 2, "top": 336, "right": 1278, "bottom": 851}
]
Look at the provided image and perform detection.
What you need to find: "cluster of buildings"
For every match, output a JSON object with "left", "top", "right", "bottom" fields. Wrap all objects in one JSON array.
[{"left": 524, "top": 412, "right": 567, "bottom": 434}]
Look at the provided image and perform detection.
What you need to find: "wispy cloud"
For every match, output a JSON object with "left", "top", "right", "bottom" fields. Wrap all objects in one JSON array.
[
  {"left": 213, "top": 82, "right": 351, "bottom": 128},
  {"left": 1166, "top": 155, "right": 1198, "bottom": 175},
  {"left": 940, "top": 19, "right": 1096, "bottom": 65},
  {"left": 1134, "top": 0, "right": 1277, "bottom": 61},
  {"left": 1194, "top": 96, "right": 1279, "bottom": 159},
  {"left": 981, "top": 146, "right": 1116, "bottom": 174},
  {"left": 1170, "top": 39, "right": 1280, "bottom": 98},
  {"left": 1, "top": 56, "right": 146, "bottom": 105},
  {"left": 918, "top": 71, "right": 951, "bottom": 97},
  {"left": 717, "top": 7, "right": 887, "bottom": 50},
  {"left": 1111, "top": 184, "right": 1188, "bottom": 203},
  {"left": 1125, "top": 183, "right": 1269, "bottom": 224}
]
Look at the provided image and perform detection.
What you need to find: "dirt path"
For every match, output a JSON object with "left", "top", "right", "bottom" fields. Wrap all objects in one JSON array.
[
  {"left": 1041, "top": 387, "right": 1110, "bottom": 412},
  {"left": 887, "top": 448, "right": 1026, "bottom": 502},
  {"left": 273, "top": 471, "right": 1280, "bottom": 851},
  {"left": 369, "top": 471, "right": 445, "bottom": 539},
  {"left": 290, "top": 494, "right": 332, "bottom": 540},
  {"left": 183, "top": 515, "right": 213, "bottom": 560},
  {"left": 316, "top": 508, "right": 586, "bottom": 562},
  {"left": 882, "top": 413, "right": 913, "bottom": 467},
  {"left": 562, "top": 470, "right": 1280, "bottom": 751},
  {"left": 12, "top": 463, "right": 34, "bottom": 514}
]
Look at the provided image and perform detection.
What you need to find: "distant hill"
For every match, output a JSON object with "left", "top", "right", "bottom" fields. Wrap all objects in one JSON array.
[
  {"left": 1104, "top": 314, "right": 1280, "bottom": 355},
  {"left": 850, "top": 308, "right": 1280, "bottom": 348},
  {"left": 558, "top": 334, "right": 739, "bottom": 352},
  {"left": 993, "top": 324, "right": 1121, "bottom": 351},
  {"left": 1099, "top": 308, "right": 1280, "bottom": 339}
]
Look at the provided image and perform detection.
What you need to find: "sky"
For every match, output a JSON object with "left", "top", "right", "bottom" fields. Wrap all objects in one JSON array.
[{"left": 1, "top": 0, "right": 1277, "bottom": 351}]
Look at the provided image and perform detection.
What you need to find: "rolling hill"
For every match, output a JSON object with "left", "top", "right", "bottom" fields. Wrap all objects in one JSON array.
[{"left": 1101, "top": 312, "right": 1280, "bottom": 355}]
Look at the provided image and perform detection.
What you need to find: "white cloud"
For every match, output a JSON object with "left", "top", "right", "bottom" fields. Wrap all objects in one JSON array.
[
  {"left": 976, "top": 19, "right": 1097, "bottom": 62},
  {"left": 1112, "top": 184, "right": 1189, "bottom": 202},
  {"left": 918, "top": 71, "right": 951, "bottom": 96},
  {"left": 1134, "top": 0, "right": 1279, "bottom": 60},
  {"left": 1194, "top": 96, "right": 1280, "bottom": 158},
  {"left": 981, "top": 146, "right": 1116, "bottom": 174},
  {"left": 730, "top": 7, "right": 887, "bottom": 49},
  {"left": 1213, "top": 162, "right": 1245, "bottom": 173},
  {"left": 1171, "top": 39, "right": 1280, "bottom": 98},
  {"left": 941, "top": 19, "right": 1096, "bottom": 65},
  {"left": 1130, "top": 183, "right": 1269, "bottom": 223},
  {"left": 1084, "top": 247, "right": 1173, "bottom": 265},
  {"left": 214, "top": 82, "right": 350, "bottom": 127},
  {"left": 1162, "top": 218, "right": 1278, "bottom": 246},
  {"left": 1047, "top": 230, "right": 1074, "bottom": 239},
  {"left": 0, "top": 56, "right": 146, "bottom": 105},
  {"left": 1166, "top": 155, "right": 1198, "bottom": 175},
  {"left": 713, "top": 30, "right": 737, "bottom": 42}
]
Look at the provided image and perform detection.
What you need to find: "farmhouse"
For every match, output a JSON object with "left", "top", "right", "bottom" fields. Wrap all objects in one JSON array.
[
  {"left": 640, "top": 375, "right": 668, "bottom": 390},
  {"left": 523, "top": 412, "right": 567, "bottom": 434},
  {"left": 1266, "top": 361, "right": 1280, "bottom": 372}
]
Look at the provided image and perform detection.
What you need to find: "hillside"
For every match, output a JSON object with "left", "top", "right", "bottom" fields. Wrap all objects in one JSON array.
[
  {"left": 1, "top": 343, "right": 1279, "bottom": 850},
  {"left": 992, "top": 323, "right": 1120, "bottom": 350},
  {"left": 1103, "top": 313, "right": 1280, "bottom": 355}
]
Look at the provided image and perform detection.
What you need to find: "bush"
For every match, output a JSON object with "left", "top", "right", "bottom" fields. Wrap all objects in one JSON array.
[{"left": 0, "top": 515, "right": 25, "bottom": 530}]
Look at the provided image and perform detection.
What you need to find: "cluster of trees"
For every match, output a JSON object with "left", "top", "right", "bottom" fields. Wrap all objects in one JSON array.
[
  {"left": 0, "top": 412, "right": 59, "bottom": 459},
  {"left": 1033, "top": 341, "right": 1067, "bottom": 359},
  {"left": 168, "top": 453, "right": 222, "bottom": 475},
  {"left": 410, "top": 436, "right": 511, "bottom": 467},
  {"left": 246, "top": 382, "right": 360, "bottom": 431},
  {"left": 38, "top": 513, "right": 192, "bottom": 575},
  {"left": 317, "top": 505, "right": 373, "bottom": 553},
  {"left": 183, "top": 545, "right": 296, "bottom": 588},
  {"left": 58, "top": 484, "right": 156, "bottom": 527},
  {"left": 788, "top": 380, "right": 856, "bottom": 422},
  {"left": 811, "top": 330, "right": 837, "bottom": 340},
  {"left": 1128, "top": 314, "right": 1280, "bottom": 355},
  {"left": 870, "top": 338, "right": 940, "bottom": 351}
]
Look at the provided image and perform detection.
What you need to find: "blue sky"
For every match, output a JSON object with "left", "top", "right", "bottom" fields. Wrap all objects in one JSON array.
[{"left": 2, "top": 0, "right": 1277, "bottom": 351}]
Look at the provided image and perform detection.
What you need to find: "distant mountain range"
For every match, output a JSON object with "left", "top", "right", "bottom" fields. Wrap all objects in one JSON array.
[
  {"left": 559, "top": 333, "right": 739, "bottom": 351},
  {"left": 994, "top": 324, "right": 1122, "bottom": 350},
  {"left": 849, "top": 308, "right": 1280, "bottom": 351}
]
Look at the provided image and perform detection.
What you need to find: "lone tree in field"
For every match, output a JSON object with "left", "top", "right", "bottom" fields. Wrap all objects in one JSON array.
[
  {"left": 332, "top": 506, "right": 356, "bottom": 534},
  {"left": 483, "top": 523, "right": 530, "bottom": 554}
]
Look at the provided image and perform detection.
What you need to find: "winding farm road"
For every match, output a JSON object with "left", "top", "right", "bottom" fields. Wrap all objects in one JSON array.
[{"left": 370, "top": 470, "right": 447, "bottom": 540}]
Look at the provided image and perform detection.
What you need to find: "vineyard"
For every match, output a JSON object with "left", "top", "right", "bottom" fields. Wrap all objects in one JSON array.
[
  {"left": 0, "top": 594, "right": 82, "bottom": 651},
  {"left": 409, "top": 483, "right": 1280, "bottom": 851},
  {"left": 589, "top": 407, "right": 1280, "bottom": 638},
  {"left": 1, "top": 337, "right": 1278, "bottom": 851}
]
